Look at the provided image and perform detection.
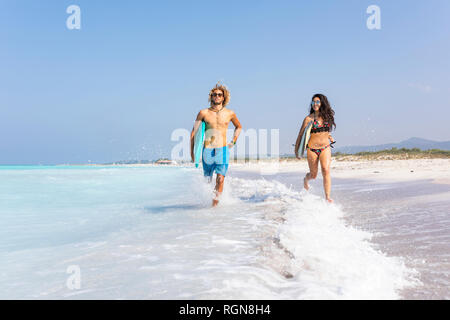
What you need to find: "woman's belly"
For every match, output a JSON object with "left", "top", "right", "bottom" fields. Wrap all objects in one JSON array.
[{"left": 308, "top": 133, "right": 330, "bottom": 148}]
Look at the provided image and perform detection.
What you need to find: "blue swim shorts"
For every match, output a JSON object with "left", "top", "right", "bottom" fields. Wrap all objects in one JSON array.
[{"left": 202, "top": 146, "right": 229, "bottom": 177}]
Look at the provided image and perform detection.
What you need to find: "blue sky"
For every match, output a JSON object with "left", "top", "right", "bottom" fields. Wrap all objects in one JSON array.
[{"left": 1, "top": 0, "right": 449, "bottom": 164}]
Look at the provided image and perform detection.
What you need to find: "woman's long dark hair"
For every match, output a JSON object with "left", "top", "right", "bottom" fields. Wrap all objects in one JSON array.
[{"left": 309, "top": 93, "right": 336, "bottom": 131}]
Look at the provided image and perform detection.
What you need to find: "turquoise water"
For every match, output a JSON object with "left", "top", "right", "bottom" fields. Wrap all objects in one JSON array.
[
  {"left": 0, "top": 165, "right": 419, "bottom": 299},
  {"left": 0, "top": 165, "right": 131, "bottom": 170},
  {"left": 0, "top": 166, "right": 189, "bottom": 251}
]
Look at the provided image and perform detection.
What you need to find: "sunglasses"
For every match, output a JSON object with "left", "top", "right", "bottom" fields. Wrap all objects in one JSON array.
[
  {"left": 311, "top": 100, "right": 321, "bottom": 105},
  {"left": 212, "top": 93, "right": 223, "bottom": 97}
]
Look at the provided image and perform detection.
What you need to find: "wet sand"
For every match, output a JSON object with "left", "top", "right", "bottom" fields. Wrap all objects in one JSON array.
[{"left": 228, "top": 158, "right": 450, "bottom": 299}]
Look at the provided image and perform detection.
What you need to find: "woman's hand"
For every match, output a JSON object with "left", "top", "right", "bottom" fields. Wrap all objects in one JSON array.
[{"left": 329, "top": 135, "right": 336, "bottom": 148}]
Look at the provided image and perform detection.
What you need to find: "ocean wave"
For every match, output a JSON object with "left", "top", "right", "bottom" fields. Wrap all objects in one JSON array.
[{"left": 208, "top": 176, "right": 421, "bottom": 299}]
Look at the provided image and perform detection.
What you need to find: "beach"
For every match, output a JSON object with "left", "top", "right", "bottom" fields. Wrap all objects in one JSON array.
[
  {"left": 231, "top": 157, "right": 450, "bottom": 185},
  {"left": 230, "top": 157, "right": 450, "bottom": 299},
  {"left": 0, "top": 158, "right": 448, "bottom": 299}
]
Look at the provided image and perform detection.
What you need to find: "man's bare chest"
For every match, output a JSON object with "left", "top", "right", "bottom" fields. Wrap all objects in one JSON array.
[{"left": 204, "top": 111, "right": 231, "bottom": 127}]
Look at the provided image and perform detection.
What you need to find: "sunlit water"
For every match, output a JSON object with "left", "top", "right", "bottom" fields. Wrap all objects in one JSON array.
[{"left": 1, "top": 165, "right": 443, "bottom": 299}]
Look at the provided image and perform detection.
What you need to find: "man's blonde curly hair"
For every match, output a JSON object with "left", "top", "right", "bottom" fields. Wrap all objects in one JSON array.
[{"left": 208, "top": 83, "right": 230, "bottom": 107}]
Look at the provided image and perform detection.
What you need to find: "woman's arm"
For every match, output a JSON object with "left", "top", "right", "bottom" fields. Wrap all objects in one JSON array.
[
  {"left": 294, "top": 117, "right": 311, "bottom": 158},
  {"left": 328, "top": 134, "right": 335, "bottom": 143}
]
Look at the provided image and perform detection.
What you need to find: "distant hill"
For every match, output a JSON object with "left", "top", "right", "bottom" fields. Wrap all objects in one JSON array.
[{"left": 334, "top": 137, "right": 450, "bottom": 154}]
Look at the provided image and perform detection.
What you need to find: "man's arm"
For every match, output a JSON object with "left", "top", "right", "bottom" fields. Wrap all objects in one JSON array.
[
  {"left": 228, "top": 112, "right": 242, "bottom": 147},
  {"left": 190, "top": 111, "right": 204, "bottom": 162}
]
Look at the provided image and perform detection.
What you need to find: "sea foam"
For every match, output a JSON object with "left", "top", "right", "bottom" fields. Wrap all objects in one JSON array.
[{"left": 0, "top": 166, "right": 419, "bottom": 299}]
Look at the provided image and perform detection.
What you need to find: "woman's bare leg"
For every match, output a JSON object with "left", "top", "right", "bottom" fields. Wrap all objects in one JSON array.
[
  {"left": 319, "top": 147, "right": 333, "bottom": 202},
  {"left": 304, "top": 149, "right": 319, "bottom": 190}
]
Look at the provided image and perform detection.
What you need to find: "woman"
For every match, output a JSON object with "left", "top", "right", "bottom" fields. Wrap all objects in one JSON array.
[{"left": 295, "top": 94, "right": 336, "bottom": 203}]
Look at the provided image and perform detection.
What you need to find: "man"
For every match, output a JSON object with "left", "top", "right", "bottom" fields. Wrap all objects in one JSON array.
[{"left": 190, "top": 83, "right": 242, "bottom": 207}]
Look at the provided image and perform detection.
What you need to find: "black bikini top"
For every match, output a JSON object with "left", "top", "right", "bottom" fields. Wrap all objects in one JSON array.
[{"left": 310, "top": 116, "right": 330, "bottom": 134}]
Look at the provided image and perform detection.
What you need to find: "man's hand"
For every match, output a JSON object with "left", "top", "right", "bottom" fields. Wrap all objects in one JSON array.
[{"left": 227, "top": 142, "right": 235, "bottom": 149}]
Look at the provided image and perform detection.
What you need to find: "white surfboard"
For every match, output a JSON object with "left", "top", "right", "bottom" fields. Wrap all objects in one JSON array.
[{"left": 299, "top": 121, "right": 313, "bottom": 157}]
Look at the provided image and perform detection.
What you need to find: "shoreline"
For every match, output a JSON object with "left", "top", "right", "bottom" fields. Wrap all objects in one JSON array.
[
  {"left": 6, "top": 157, "right": 449, "bottom": 186},
  {"left": 229, "top": 159, "right": 450, "bottom": 299},
  {"left": 40, "top": 157, "right": 450, "bottom": 186},
  {"left": 229, "top": 158, "right": 450, "bottom": 186},
  {"left": 2, "top": 156, "right": 448, "bottom": 299}
]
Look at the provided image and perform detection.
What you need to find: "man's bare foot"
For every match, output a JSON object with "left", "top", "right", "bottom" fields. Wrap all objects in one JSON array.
[
  {"left": 212, "top": 199, "right": 219, "bottom": 207},
  {"left": 326, "top": 197, "right": 333, "bottom": 203},
  {"left": 303, "top": 176, "right": 309, "bottom": 190}
]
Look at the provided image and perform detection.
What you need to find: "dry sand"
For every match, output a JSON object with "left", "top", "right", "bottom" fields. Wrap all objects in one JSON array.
[{"left": 230, "top": 158, "right": 450, "bottom": 186}]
